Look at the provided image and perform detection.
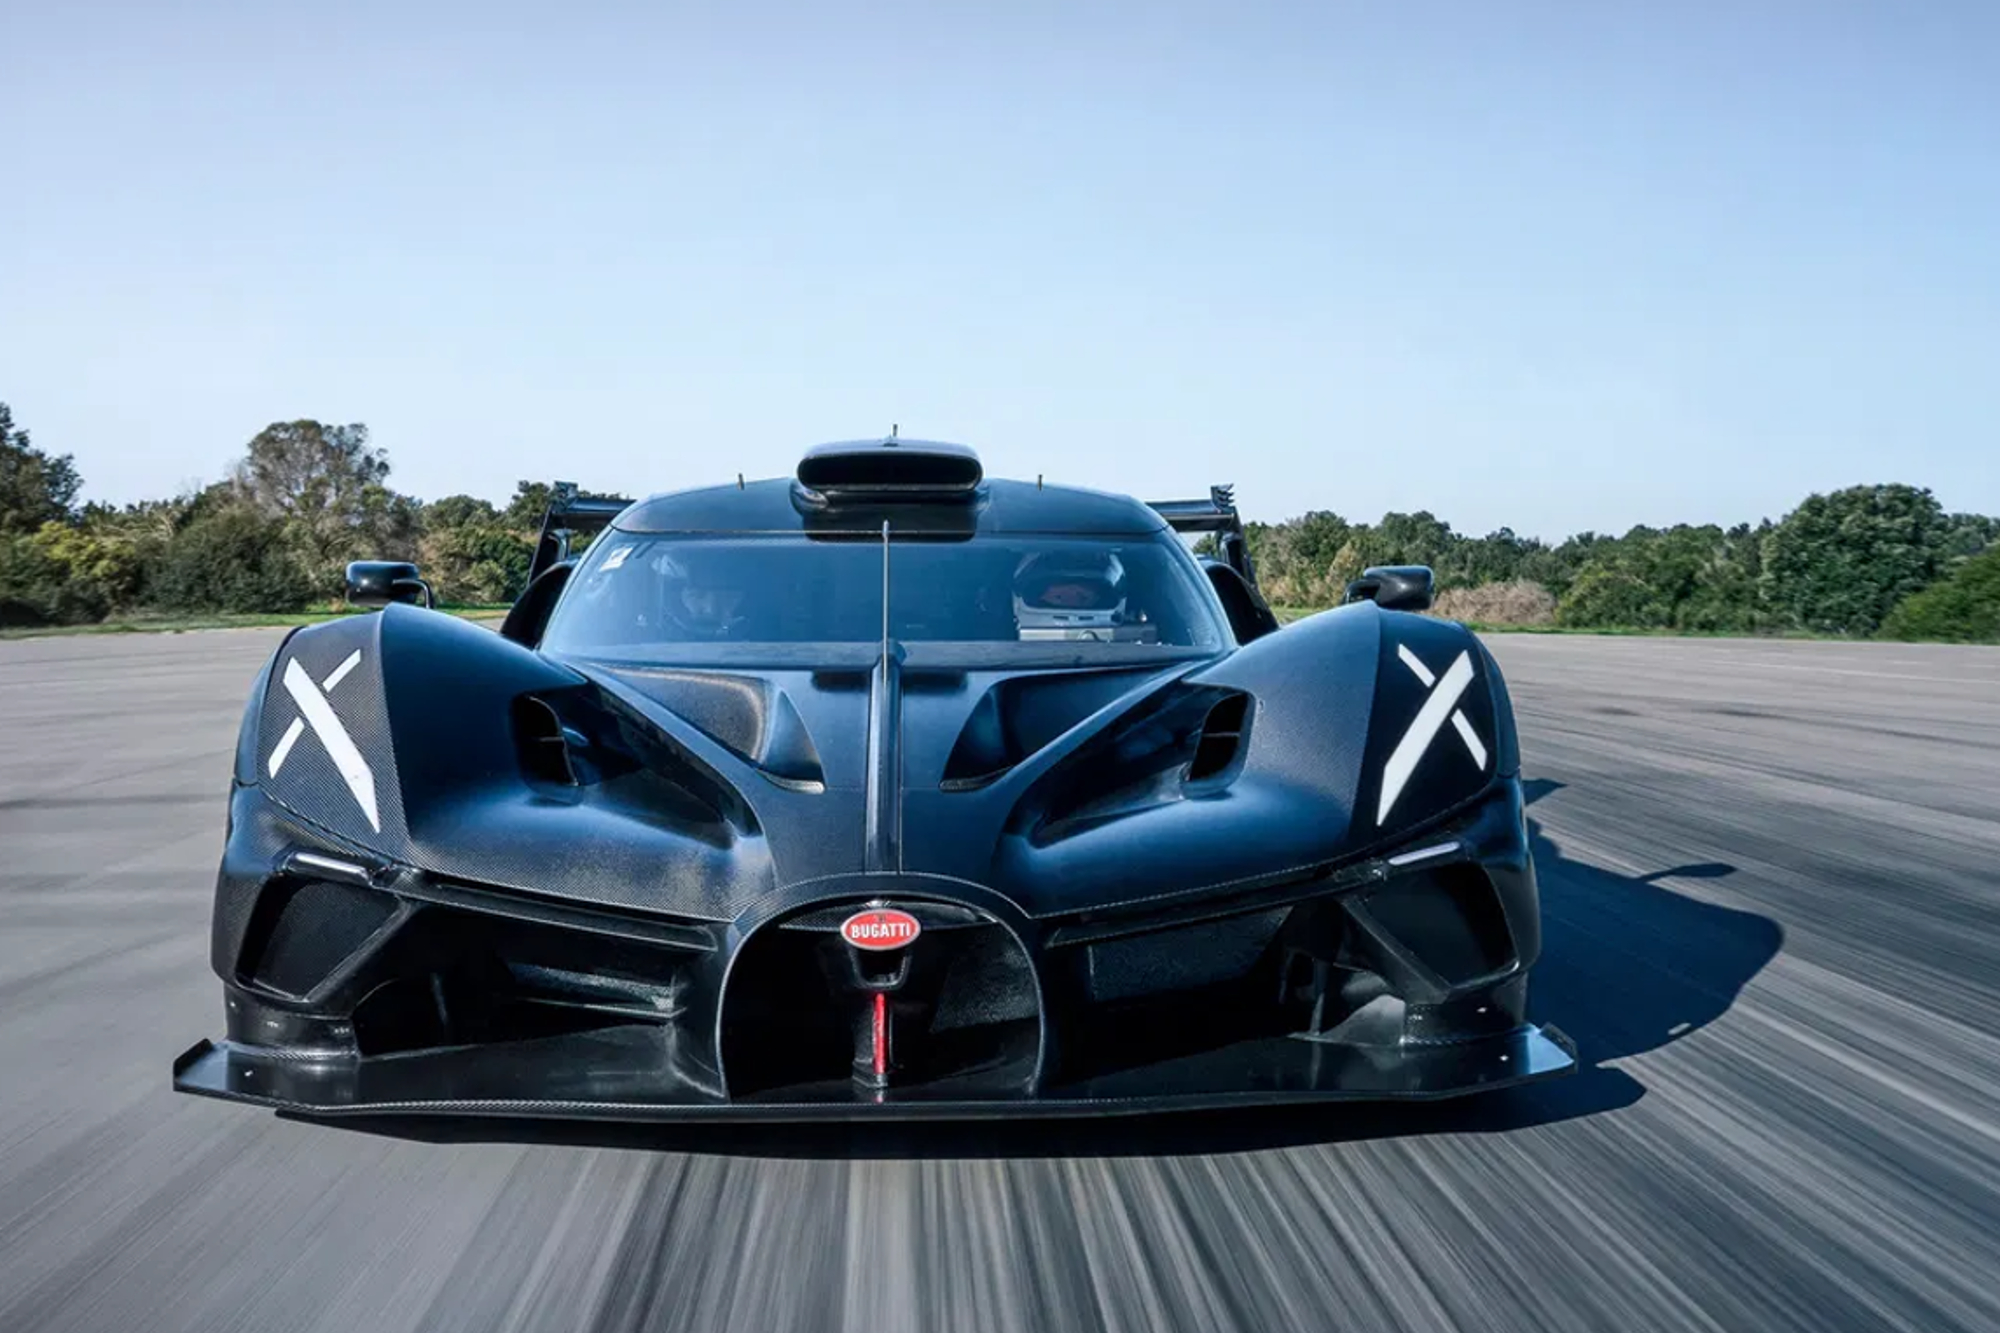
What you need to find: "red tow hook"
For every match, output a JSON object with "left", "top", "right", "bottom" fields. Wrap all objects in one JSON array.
[{"left": 842, "top": 907, "right": 922, "bottom": 1090}]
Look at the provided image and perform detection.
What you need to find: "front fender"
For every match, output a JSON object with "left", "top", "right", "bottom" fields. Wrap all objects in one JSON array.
[
  {"left": 233, "top": 607, "right": 778, "bottom": 919},
  {"left": 987, "top": 603, "right": 1523, "bottom": 914},
  {"left": 1188, "top": 599, "right": 1517, "bottom": 858},
  {"left": 245, "top": 607, "right": 582, "bottom": 852}
]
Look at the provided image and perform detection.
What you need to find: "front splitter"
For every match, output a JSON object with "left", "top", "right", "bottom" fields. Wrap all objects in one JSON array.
[{"left": 172, "top": 1021, "right": 1577, "bottom": 1123}]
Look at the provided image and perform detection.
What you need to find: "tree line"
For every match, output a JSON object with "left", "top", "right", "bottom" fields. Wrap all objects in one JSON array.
[
  {"left": 2, "top": 402, "right": 1996, "bottom": 642},
  {"left": 1238, "top": 490, "right": 2000, "bottom": 641},
  {"left": 0, "top": 407, "right": 566, "bottom": 626}
]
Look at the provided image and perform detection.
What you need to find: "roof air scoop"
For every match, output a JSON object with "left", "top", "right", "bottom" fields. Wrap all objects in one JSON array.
[{"left": 792, "top": 438, "right": 984, "bottom": 509}]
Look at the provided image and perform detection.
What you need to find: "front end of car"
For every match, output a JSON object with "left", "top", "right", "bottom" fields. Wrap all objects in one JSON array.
[
  {"left": 177, "top": 618, "right": 1572, "bottom": 1122},
  {"left": 174, "top": 442, "right": 1574, "bottom": 1122}
]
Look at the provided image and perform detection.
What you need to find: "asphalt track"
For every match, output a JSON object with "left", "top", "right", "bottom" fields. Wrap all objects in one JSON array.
[{"left": 2, "top": 629, "right": 1997, "bottom": 1333}]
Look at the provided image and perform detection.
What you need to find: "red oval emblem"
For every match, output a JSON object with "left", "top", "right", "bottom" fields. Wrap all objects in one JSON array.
[{"left": 841, "top": 908, "right": 922, "bottom": 951}]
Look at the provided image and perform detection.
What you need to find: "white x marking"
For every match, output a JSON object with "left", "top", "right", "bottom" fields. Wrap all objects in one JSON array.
[
  {"left": 267, "top": 649, "right": 379, "bottom": 831},
  {"left": 1376, "top": 643, "right": 1489, "bottom": 824}
]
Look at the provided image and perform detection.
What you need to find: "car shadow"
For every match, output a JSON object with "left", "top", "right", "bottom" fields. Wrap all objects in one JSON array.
[
  {"left": 1484, "top": 777, "right": 1784, "bottom": 1138},
  {"left": 308, "top": 778, "right": 1782, "bottom": 1160}
]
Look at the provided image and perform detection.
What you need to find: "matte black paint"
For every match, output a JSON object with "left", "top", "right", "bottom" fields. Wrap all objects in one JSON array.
[{"left": 177, "top": 445, "right": 1574, "bottom": 1119}]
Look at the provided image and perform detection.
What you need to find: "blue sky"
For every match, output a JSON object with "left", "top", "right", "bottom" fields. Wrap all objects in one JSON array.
[{"left": 4, "top": 1, "right": 1995, "bottom": 540}]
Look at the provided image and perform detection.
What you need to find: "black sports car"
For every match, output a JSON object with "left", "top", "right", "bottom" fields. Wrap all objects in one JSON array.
[{"left": 173, "top": 438, "right": 1575, "bottom": 1120}]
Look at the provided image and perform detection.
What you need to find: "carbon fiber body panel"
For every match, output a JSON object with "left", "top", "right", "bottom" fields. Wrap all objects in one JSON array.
[{"left": 174, "top": 1023, "right": 1577, "bottom": 1120}]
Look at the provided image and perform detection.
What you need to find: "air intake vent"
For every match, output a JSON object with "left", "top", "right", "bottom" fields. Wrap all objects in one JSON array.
[
  {"left": 794, "top": 439, "right": 983, "bottom": 505},
  {"left": 512, "top": 695, "right": 578, "bottom": 785},
  {"left": 1187, "top": 692, "right": 1250, "bottom": 783},
  {"left": 943, "top": 669, "right": 1173, "bottom": 790},
  {"left": 238, "top": 878, "right": 398, "bottom": 998}
]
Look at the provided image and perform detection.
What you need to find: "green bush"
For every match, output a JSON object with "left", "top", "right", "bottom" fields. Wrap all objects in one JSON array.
[
  {"left": 418, "top": 521, "right": 534, "bottom": 605},
  {"left": 35, "top": 521, "right": 144, "bottom": 613},
  {"left": 1761, "top": 484, "right": 1951, "bottom": 636},
  {"left": 1877, "top": 546, "right": 2000, "bottom": 643},
  {"left": 146, "top": 508, "right": 316, "bottom": 614},
  {"left": 1555, "top": 566, "right": 1659, "bottom": 628},
  {"left": 0, "top": 535, "right": 72, "bottom": 626},
  {"left": 0, "top": 524, "right": 138, "bottom": 625}
]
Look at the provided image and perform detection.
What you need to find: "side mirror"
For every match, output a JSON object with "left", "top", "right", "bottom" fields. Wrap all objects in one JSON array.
[
  {"left": 345, "top": 560, "right": 433, "bottom": 610},
  {"left": 1344, "top": 565, "right": 1434, "bottom": 612}
]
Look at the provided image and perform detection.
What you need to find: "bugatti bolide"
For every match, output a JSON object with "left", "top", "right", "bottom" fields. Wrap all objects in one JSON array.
[{"left": 172, "top": 438, "right": 1575, "bottom": 1121}]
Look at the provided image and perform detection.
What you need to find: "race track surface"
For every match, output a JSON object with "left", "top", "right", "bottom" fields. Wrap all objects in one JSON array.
[{"left": 2, "top": 629, "right": 1996, "bottom": 1332}]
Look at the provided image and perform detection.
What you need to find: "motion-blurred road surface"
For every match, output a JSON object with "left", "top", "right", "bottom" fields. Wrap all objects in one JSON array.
[{"left": 2, "top": 630, "right": 1996, "bottom": 1332}]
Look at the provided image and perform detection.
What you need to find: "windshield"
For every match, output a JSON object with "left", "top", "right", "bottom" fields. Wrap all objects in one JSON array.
[{"left": 540, "top": 531, "right": 1228, "bottom": 665}]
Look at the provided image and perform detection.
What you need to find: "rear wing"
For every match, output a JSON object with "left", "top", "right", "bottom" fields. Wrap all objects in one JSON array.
[
  {"left": 527, "top": 482, "right": 631, "bottom": 586},
  {"left": 1147, "top": 484, "right": 1281, "bottom": 641},
  {"left": 1147, "top": 485, "right": 1259, "bottom": 587}
]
